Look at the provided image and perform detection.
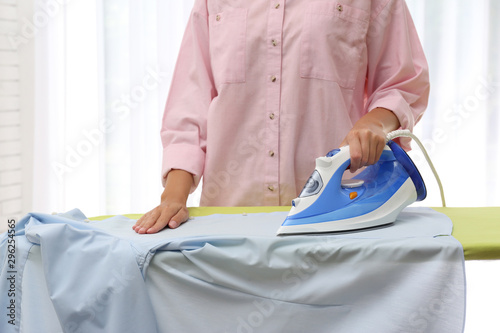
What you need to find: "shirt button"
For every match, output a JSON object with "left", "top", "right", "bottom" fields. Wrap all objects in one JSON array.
[
  {"left": 269, "top": 113, "right": 275, "bottom": 120},
  {"left": 271, "top": 39, "right": 277, "bottom": 47},
  {"left": 336, "top": 4, "right": 343, "bottom": 12},
  {"left": 216, "top": 14, "right": 221, "bottom": 21},
  {"left": 269, "top": 150, "right": 275, "bottom": 157},
  {"left": 268, "top": 185, "right": 275, "bottom": 191},
  {"left": 271, "top": 75, "right": 277, "bottom": 82},
  {"left": 275, "top": 4, "right": 280, "bottom": 9}
]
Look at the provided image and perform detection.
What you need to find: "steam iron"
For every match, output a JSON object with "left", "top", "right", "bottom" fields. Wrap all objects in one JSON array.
[{"left": 278, "top": 134, "right": 430, "bottom": 235}]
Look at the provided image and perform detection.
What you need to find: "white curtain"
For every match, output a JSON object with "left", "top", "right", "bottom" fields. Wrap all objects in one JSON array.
[
  {"left": 99, "top": 0, "right": 198, "bottom": 213},
  {"left": 33, "top": 0, "right": 196, "bottom": 216},
  {"left": 406, "top": 0, "right": 500, "bottom": 207}
]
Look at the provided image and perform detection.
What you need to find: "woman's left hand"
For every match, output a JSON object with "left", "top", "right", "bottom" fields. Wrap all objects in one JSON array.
[{"left": 340, "top": 108, "right": 400, "bottom": 173}]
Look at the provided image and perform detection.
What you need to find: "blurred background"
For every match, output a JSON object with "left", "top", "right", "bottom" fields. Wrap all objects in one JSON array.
[{"left": 0, "top": 1, "right": 499, "bottom": 331}]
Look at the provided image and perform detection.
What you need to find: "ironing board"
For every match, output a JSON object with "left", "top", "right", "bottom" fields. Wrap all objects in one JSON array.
[
  {"left": 3, "top": 207, "right": 467, "bottom": 332},
  {"left": 91, "top": 206, "right": 500, "bottom": 261}
]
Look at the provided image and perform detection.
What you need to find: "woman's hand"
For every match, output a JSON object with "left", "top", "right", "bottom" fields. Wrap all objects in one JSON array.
[
  {"left": 340, "top": 108, "right": 400, "bottom": 173},
  {"left": 133, "top": 169, "right": 193, "bottom": 234}
]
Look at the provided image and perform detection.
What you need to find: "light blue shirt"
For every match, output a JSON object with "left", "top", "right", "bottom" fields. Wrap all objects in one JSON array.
[{"left": 1, "top": 208, "right": 465, "bottom": 332}]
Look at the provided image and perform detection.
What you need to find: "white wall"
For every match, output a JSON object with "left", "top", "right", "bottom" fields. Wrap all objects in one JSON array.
[{"left": 0, "top": 0, "right": 34, "bottom": 232}]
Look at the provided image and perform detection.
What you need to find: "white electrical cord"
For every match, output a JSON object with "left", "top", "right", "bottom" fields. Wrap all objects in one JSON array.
[{"left": 386, "top": 129, "right": 446, "bottom": 207}]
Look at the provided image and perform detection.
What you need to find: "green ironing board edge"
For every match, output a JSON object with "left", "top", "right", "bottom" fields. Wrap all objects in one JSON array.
[
  {"left": 432, "top": 207, "right": 500, "bottom": 261},
  {"left": 88, "top": 206, "right": 292, "bottom": 221},
  {"left": 90, "top": 206, "right": 500, "bottom": 261}
]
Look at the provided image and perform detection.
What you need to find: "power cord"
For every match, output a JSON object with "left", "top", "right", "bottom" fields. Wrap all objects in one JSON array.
[{"left": 386, "top": 129, "right": 446, "bottom": 207}]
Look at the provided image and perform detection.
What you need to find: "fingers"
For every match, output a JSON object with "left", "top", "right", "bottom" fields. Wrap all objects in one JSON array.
[
  {"left": 347, "top": 135, "right": 362, "bottom": 172},
  {"left": 133, "top": 210, "right": 159, "bottom": 233},
  {"left": 133, "top": 208, "right": 161, "bottom": 234},
  {"left": 133, "top": 204, "right": 189, "bottom": 234},
  {"left": 151, "top": 207, "right": 189, "bottom": 233},
  {"left": 342, "top": 129, "right": 386, "bottom": 173}
]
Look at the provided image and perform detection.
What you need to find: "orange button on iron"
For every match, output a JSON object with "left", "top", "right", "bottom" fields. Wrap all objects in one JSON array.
[{"left": 349, "top": 192, "right": 358, "bottom": 200}]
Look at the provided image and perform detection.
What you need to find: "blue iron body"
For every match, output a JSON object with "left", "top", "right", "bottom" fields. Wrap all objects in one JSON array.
[{"left": 277, "top": 140, "right": 426, "bottom": 235}]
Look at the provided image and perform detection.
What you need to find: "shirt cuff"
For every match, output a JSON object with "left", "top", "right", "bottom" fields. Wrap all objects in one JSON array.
[
  {"left": 161, "top": 144, "right": 205, "bottom": 193},
  {"left": 368, "top": 93, "right": 418, "bottom": 151}
]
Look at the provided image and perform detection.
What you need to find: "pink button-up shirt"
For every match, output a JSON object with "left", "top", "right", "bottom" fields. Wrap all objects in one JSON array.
[{"left": 161, "top": 0, "right": 429, "bottom": 207}]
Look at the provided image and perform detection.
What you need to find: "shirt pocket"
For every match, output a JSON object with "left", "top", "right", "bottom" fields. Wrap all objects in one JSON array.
[
  {"left": 209, "top": 8, "right": 247, "bottom": 85},
  {"left": 300, "top": 2, "right": 370, "bottom": 89}
]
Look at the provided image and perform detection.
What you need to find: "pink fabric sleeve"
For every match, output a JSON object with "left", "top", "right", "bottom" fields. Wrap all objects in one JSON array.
[
  {"left": 365, "top": 0, "right": 430, "bottom": 150},
  {"left": 160, "top": 1, "right": 215, "bottom": 191}
]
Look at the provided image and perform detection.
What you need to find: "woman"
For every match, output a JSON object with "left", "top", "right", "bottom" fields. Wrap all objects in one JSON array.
[{"left": 134, "top": 0, "right": 429, "bottom": 234}]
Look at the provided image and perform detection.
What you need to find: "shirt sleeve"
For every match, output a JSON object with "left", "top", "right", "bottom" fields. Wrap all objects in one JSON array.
[
  {"left": 365, "top": 0, "right": 430, "bottom": 150},
  {"left": 160, "top": 0, "right": 216, "bottom": 191}
]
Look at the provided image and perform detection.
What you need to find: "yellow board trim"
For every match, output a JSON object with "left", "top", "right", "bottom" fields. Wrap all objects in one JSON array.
[{"left": 90, "top": 206, "right": 500, "bottom": 260}]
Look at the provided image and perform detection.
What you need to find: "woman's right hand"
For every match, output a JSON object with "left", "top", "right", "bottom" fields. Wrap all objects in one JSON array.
[{"left": 132, "top": 169, "right": 193, "bottom": 234}]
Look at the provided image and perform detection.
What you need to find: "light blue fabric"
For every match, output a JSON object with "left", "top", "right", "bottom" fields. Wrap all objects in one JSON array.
[
  {"left": 0, "top": 208, "right": 466, "bottom": 332},
  {"left": 1, "top": 209, "right": 159, "bottom": 333}
]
